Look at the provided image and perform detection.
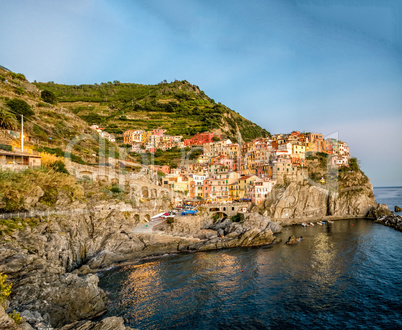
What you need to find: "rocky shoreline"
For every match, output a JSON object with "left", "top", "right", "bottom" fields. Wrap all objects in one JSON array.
[
  {"left": 374, "top": 214, "right": 402, "bottom": 232},
  {"left": 0, "top": 173, "right": 398, "bottom": 329},
  {"left": 0, "top": 203, "right": 283, "bottom": 330}
]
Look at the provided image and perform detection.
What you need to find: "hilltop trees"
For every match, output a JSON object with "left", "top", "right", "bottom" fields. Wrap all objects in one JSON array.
[{"left": 41, "top": 90, "right": 57, "bottom": 104}]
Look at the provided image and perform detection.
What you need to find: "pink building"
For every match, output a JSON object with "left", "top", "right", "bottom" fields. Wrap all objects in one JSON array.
[
  {"left": 151, "top": 129, "right": 166, "bottom": 136},
  {"left": 203, "top": 178, "right": 211, "bottom": 199}
]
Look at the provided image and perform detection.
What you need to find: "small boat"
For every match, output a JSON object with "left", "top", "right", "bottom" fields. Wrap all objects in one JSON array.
[
  {"left": 310, "top": 222, "right": 315, "bottom": 226},
  {"left": 301, "top": 222, "right": 308, "bottom": 227},
  {"left": 317, "top": 221, "right": 323, "bottom": 225},
  {"left": 328, "top": 220, "right": 334, "bottom": 223},
  {"left": 151, "top": 212, "right": 165, "bottom": 220}
]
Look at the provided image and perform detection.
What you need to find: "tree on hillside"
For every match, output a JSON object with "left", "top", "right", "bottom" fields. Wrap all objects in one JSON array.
[
  {"left": 6, "top": 98, "right": 34, "bottom": 117},
  {"left": 0, "top": 106, "right": 18, "bottom": 138},
  {"left": 41, "top": 90, "right": 58, "bottom": 104},
  {"left": 349, "top": 157, "right": 359, "bottom": 172},
  {"left": 0, "top": 106, "right": 18, "bottom": 130}
]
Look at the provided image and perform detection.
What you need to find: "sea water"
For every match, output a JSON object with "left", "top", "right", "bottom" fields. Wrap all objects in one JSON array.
[
  {"left": 374, "top": 186, "right": 402, "bottom": 214},
  {"left": 98, "top": 187, "right": 402, "bottom": 329}
]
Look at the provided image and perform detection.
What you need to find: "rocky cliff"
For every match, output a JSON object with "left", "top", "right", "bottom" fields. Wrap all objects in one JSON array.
[
  {"left": 255, "top": 166, "right": 377, "bottom": 223},
  {"left": 0, "top": 205, "right": 137, "bottom": 329}
]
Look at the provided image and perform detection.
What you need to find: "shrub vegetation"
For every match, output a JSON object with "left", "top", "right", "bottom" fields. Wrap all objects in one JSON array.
[
  {"left": 6, "top": 98, "right": 34, "bottom": 117},
  {"left": 41, "top": 90, "right": 58, "bottom": 104}
]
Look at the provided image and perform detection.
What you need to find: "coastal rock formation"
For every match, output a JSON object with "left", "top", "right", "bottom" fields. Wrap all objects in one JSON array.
[
  {"left": 187, "top": 227, "right": 279, "bottom": 251},
  {"left": 0, "top": 244, "right": 108, "bottom": 328},
  {"left": 261, "top": 182, "right": 329, "bottom": 219},
  {"left": 374, "top": 214, "right": 402, "bottom": 232},
  {"left": 255, "top": 168, "right": 376, "bottom": 221},
  {"left": 0, "top": 201, "right": 145, "bottom": 328},
  {"left": 180, "top": 212, "right": 282, "bottom": 251},
  {"left": 242, "top": 213, "right": 283, "bottom": 233},
  {"left": 366, "top": 203, "right": 392, "bottom": 219},
  {"left": 286, "top": 235, "right": 301, "bottom": 245},
  {"left": 395, "top": 206, "right": 402, "bottom": 212},
  {"left": 1, "top": 161, "right": 378, "bottom": 329}
]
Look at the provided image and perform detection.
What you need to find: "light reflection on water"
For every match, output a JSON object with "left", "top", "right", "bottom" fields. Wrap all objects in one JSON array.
[
  {"left": 98, "top": 219, "right": 402, "bottom": 329},
  {"left": 310, "top": 233, "right": 337, "bottom": 292}
]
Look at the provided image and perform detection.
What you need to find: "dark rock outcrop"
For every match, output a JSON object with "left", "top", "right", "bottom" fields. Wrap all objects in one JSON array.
[
  {"left": 366, "top": 203, "right": 392, "bottom": 219},
  {"left": 395, "top": 205, "right": 402, "bottom": 212},
  {"left": 374, "top": 214, "right": 402, "bottom": 232},
  {"left": 286, "top": 235, "right": 301, "bottom": 245}
]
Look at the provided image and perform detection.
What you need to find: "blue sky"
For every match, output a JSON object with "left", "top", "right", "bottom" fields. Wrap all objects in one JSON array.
[{"left": 0, "top": 0, "right": 401, "bottom": 186}]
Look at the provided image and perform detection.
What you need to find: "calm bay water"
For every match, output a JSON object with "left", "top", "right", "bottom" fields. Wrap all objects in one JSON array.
[{"left": 98, "top": 188, "right": 402, "bottom": 329}]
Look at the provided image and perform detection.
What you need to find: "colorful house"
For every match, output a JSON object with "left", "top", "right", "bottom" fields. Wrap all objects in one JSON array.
[
  {"left": 248, "top": 179, "right": 276, "bottom": 204},
  {"left": 184, "top": 132, "right": 221, "bottom": 146}
]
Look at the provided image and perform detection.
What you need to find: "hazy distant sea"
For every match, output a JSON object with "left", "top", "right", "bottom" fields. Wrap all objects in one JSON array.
[{"left": 373, "top": 186, "right": 402, "bottom": 214}]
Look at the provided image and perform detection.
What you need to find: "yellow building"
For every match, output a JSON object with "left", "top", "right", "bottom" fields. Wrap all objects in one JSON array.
[
  {"left": 229, "top": 180, "right": 240, "bottom": 200},
  {"left": 238, "top": 175, "right": 259, "bottom": 199},
  {"left": 141, "top": 131, "right": 151, "bottom": 143},
  {"left": 172, "top": 176, "right": 191, "bottom": 196},
  {"left": 292, "top": 144, "right": 306, "bottom": 158}
]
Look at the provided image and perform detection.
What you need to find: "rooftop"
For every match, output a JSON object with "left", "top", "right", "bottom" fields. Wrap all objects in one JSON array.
[{"left": 0, "top": 150, "right": 41, "bottom": 158}]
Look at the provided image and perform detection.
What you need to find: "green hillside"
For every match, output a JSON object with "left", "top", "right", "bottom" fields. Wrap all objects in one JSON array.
[
  {"left": 0, "top": 67, "right": 270, "bottom": 168},
  {"left": 0, "top": 68, "right": 120, "bottom": 165},
  {"left": 34, "top": 80, "right": 270, "bottom": 142}
]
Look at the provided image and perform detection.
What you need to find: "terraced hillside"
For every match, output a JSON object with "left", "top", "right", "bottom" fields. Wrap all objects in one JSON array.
[
  {"left": 0, "top": 68, "right": 121, "bottom": 165},
  {"left": 34, "top": 80, "right": 270, "bottom": 143},
  {"left": 0, "top": 67, "right": 270, "bottom": 168}
]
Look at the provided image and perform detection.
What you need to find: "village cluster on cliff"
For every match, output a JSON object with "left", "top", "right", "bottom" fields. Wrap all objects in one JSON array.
[{"left": 119, "top": 128, "right": 351, "bottom": 205}]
